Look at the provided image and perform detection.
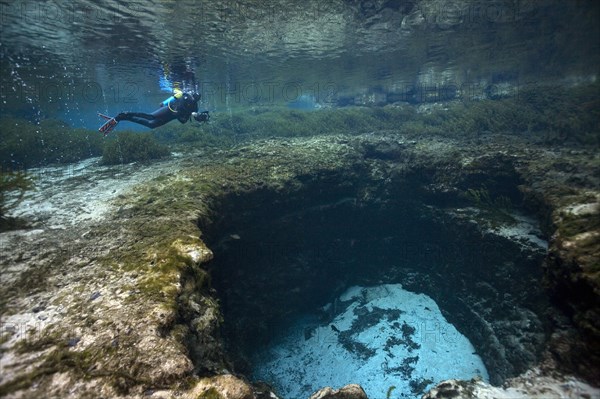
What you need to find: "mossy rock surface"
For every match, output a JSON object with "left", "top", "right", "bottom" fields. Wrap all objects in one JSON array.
[{"left": 0, "top": 124, "right": 598, "bottom": 397}]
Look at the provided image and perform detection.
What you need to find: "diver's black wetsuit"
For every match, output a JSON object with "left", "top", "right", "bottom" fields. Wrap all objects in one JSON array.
[{"left": 115, "top": 92, "right": 202, "bottom": 129}]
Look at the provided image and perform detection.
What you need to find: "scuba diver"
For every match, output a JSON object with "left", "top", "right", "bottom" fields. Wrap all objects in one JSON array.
[{"left": 98, "top": 88, "right": 210, "bottom": 135}]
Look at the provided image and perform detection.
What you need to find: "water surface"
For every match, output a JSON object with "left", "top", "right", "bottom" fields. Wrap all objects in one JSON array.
[{"left": 1, "top": 0, "right": 598, "bottom": 128}]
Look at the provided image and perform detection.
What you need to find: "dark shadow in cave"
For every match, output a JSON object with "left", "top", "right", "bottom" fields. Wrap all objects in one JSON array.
[{"left": 201, "top": 171, "right": 553, "bottom": 386}]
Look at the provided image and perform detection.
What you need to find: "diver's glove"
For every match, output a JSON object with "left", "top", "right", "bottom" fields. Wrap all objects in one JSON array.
[{"left": 192, "top": 111, "right": 210, "bottom": 123}]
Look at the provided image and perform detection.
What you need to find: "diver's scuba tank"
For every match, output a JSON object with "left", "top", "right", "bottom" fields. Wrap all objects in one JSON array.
[{"left": 162, "top": 88, "right": 183, "bottom": 111}]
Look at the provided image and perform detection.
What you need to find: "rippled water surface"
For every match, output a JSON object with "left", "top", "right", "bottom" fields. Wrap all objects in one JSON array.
[{"left": 1, "top": 0, "right": 598, "bottom": 128}]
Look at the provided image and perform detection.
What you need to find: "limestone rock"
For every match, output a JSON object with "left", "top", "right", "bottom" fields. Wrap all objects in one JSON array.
[
  {"left": 172, "top": 238, "right": 214, "bottom": 264},
  {"left": 186, "top": 374, "right": 256, "bottom": 399},
  {"left": 309, "top": 384, "right": 368, "bottom": 399},
  {"left": 2, "top": 131, "right": 599, "bottom": 398},
  {"left": 423, "top": 370, "right": 600, "bottom": 399}
]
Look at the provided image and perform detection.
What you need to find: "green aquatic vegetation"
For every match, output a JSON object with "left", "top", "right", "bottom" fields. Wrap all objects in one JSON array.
[
  {"left": 465, "top": 187, "right": 513, "bottom": 211},
  {"left": 0, "top": 118, "right": 104, "bottom": 169},
  {"left": 0, "top": 169, "right": 34, "bottom": 230},
  {"left": 197, "top": 387, "right": 224, "bottom": 399},
  {"left": 150, "top": 83, "right": 599, "bottom": 147},
  {"left": 153, "top": 119, "right": 236, "bottom": 148},
  {"left": 463, "top": 186, "right": 517, "bottom": 227},
  {"left": 134, "top": 248, "right": 193, "bottom": 306},
  {"left": 557, "top": 210, "right": 600, "bottom": 273},
  {"left": 13, "top": 329, "right": 64, "bottom": 354},
  {"left": 1, "top": 330, "right": 89, "bottom": 395},
  {"left": 0, "top": 243, "right": 82, "bottom": 310},
  {"left": 150, "top": 106, "right": 417, "bottom": 146},
  {"left": 0, "top": 83, "right": 596, "bottom": 171},
  {"left": 3, "top": 334, "right": 165, "bottom": 396},
  {"left": 411, "top": 83, "right": 600, "bottom": 143},
  {"left": 419, "top": 97, "right": 536, "bottom": 137},
  {"left": 101, "top": 186, "right": 212, "bottom": 307},
  {"left": 512, "top": 84, "right": 600, "bottom": 144},
  {"left": 101, "top": 131, "right": 170, "bottom": 165}
]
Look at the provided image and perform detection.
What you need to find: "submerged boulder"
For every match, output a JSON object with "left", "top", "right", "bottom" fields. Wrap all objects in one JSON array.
[
  {"left": 423, "top": 368, "right": 599, "bottom": 399},
  {"left": 309, "top": 384, "right": 368, "bottom": 399}
]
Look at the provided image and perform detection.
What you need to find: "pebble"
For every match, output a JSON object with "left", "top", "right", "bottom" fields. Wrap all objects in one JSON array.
[{"left": 89, "top": 291, "right": 101, "bottom": 301}]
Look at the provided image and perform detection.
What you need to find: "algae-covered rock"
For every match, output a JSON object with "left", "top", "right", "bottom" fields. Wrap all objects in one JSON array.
[
  {"left": 422, "top": 368, "right": 599, "bottom": 399},
  {"left": 543, "top": 197, "right": 600, "bottom": 381},
  {"left": 0, "top": 127, "right": 598, "bottom": 398},
  {"left": 309, "top": 384, "right": 368, "bottom": 399},
  {"left": 186, "top": 375, "right": 255, "bottom": 399},
  {"left": 172, "top": 238, "right": 214, "bottom": 265}
]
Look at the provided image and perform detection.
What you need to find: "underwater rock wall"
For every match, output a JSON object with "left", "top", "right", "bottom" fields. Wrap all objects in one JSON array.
[
  {"left": 203, "top": 135, "right": 552, "bottom": 387},
  {"left": 528, "top": 179, "right": 600, "bottom": 383}
]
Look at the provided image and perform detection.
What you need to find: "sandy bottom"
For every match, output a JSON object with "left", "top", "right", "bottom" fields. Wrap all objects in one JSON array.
[{"left": 252, "top": 284, "right": 488, "bottom": 399}]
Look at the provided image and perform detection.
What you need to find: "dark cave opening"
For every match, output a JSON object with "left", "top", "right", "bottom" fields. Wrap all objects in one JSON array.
[{"left": 201, "top": 171, "right": 553, "bottom": 391}]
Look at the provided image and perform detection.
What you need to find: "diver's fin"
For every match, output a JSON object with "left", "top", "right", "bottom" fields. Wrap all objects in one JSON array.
[
  {"left": 98, "top": 115, "right": 118, "bottom": 136},
  {"left": 98, "top": 112, "right": 113, "bottom": 121}
]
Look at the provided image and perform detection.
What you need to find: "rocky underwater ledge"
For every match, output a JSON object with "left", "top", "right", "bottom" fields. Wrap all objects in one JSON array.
[{"left": 0, "top": 130, "right": 598, "bottom": 398}]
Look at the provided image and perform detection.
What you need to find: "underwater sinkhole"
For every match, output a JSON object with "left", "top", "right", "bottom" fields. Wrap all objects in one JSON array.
[{"left": 201, "top": 169, "right": 552, "bottom": 399}]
